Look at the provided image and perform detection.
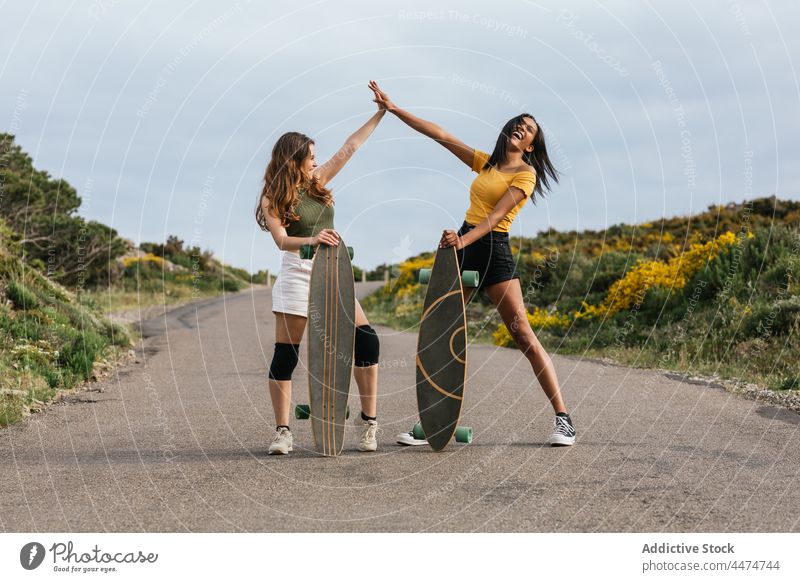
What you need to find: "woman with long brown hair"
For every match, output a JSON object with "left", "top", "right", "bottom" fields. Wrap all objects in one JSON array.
[
  {"left": 256, "top": 98, "right": 385, "bottom": 455},
  {"left": 368, "top": 80, "right": 576, "bottom": 447}
]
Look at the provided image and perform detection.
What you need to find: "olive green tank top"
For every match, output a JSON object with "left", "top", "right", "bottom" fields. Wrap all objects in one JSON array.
[{"left": 284, "top": 188, "right": 334, "bottom": 238}]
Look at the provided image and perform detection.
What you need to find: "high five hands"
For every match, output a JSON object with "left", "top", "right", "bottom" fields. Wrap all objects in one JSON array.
[
  {"left": 369, "top": 80, "right": 396, "bottom": 112},
  {"left": 369, "top": 80, "right": 463, "bottom": 251}
]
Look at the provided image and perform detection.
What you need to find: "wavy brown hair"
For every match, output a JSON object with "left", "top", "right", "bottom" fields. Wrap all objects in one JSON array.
[{"left": 255, "top": 131, "right": 332, "bottom": 231}]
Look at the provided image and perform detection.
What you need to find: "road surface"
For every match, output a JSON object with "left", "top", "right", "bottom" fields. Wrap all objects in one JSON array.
[{"left": 1, "top": 285, "right": 798, "bottom": 532}]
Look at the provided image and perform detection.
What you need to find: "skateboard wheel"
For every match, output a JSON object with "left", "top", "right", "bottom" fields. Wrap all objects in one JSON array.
[
  {"left": 455, "top": 426, "right": 473, "bottom": 444},
  {"left": 418, "top": 268, "right": 432, "bottom": 284},
  {"left": 347, "top": 246, "right": 354, "bottom": 260},
  {"left": 300, "top": 245, "right": 315, "bottom": 260},
  {"left": 412, "top": 422, "right": 425, "bottom": 440},
  {"left": 293, "top": 404, "right": 349, "bottom": 420},
  {"left": 461, "top": 271, "right": 479, "bottom": 288}
]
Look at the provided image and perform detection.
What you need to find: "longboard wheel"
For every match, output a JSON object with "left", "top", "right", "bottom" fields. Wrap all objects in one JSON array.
[
  {"left": 293, "top": 404, "right": 349, "bottom": 420},
  {"left": 461, "top": 271, "right": 480, "bottom": 288},
  {"left": 455, "top": 426, "right": 473, "bottom": 444},
  {"left": 347, "top": 246, "right": 354, "bottom": 260},
  {"left": 412, "top": 421, "right": 425, "bottom": 440},
  {"left": 300, "top": 245, "right": 315, "bottom": 260},
  {"left": 418, "top": 268, "right": 432, "bottom": 284}
]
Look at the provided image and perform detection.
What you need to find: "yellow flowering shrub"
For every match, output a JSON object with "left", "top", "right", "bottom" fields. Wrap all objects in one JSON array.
[
  {"left": 396, "top": 282, "right": 421, "bottom": 301},
  {"left": 574, "top": 231, "right": 739, "bottom": 320},
  {"left": 122, "top": 253, "right": 165, "bottom": 269},
  {"left": 396, "top": 256, "right": 433, "bottom": 286},
  {"left": 493, "top": 307, "right": 571, "bottom": 347},
  {"left": 382, "top": 256, "right": 434, "bottom": 320}
]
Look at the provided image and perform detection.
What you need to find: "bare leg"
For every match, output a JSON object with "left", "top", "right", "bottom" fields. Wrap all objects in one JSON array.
[
  {"left": 485, "top": 279, "right": 567, "bottom": 414},
  {"left": 269, "top": 312, "right": 307, "bottom": 425},
  {"left": 353, "top": 299, "right": 378, "bottom": 417}
]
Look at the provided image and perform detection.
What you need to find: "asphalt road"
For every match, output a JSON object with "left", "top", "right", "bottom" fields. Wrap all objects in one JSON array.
[{"left": 1, "top": 285, "right": 798, "bottom": 532}]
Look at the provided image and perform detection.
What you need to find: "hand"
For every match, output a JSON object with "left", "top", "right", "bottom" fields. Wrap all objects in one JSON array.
[
  {"left": 439, "top": 229, "right": 464, "bottom": 250},
  {"left": 312, "top": 229, "right": 340, "bottom": 247},
  {"left": 369, "top": 79, "right": 396, "bottom": 112}
]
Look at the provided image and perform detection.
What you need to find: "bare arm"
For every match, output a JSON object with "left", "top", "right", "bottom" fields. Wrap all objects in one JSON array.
[
  {"left": 440, "top": 187, "right": 526, "bottom": 249},
  {"left": 262, "top": 201, "right": 339, "bottom": 251},
  {"left": 313, "top": 110, "right": 385, "bottom": 187},
  {"left": 369, "top": 80, "right": 474, "bottom": 168}
]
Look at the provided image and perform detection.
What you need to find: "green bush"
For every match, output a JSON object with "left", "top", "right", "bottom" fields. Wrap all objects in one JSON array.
[
  {"left": 0, "top": 311, "right": 45, "bottom": 342},
  {"left": 0, "top": 395, "right": 25, "bottom": 426},
  {"left": 101, "top": 319, "right": 132, "bottom": 347},
  {"left": 219, "top": 277, "right": 242, "bottom": 293},
  {"left": 777, "top": 375, "right": 800, "bottom": 390},
  {"left": 60, "top": 331, "right": 106, "bottom": 381},
  {"left": 6, "top": 280, "right": 39, "bottom": 310}
]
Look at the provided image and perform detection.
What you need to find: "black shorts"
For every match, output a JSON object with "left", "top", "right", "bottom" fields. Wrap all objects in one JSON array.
[{"left": 456, "top": 221, "right": 519, "bottom": 293}]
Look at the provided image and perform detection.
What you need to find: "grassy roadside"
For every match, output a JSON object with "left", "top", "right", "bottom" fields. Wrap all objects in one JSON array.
[
  {"left": 1, "top": 134, "right": 256, "bottom": 427},
  {"left": 0, "top": 227, "right": 251, "bottom": 427},
  {"left": 363, "top": 202, "right": 800, "bottom": 409},
  {"left": 365, "top": 293, "right": 800, "bottom": 412},
  {"left": 0, "top": 280, "right": 249, "bottom": 428},
  {"left": 84, "top": 284, "right": 240, "bottom": 316},
  {"left": 0, "top": 230, "right": 133, "bottom": 426}
]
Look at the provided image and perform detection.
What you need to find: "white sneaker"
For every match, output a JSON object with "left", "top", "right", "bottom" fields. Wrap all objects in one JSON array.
[
  {"left": 548, "top": 414, "right": 576, "bottom": 446},
  {"left": 355, "top": 416, "right": 378, "bottom": 452},
  {"left": 268, "top": 427, "right": 293, "bottom": 455},
  {"left": 396, "top": 426, "right": 428, "bottom": 446}
]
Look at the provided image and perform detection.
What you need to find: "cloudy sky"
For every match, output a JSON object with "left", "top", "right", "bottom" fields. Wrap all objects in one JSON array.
[{"left": 2, "top": 0, "right": 798, "bottom": 273}]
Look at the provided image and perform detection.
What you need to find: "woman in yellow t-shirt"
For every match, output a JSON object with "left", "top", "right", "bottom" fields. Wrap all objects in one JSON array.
[{"left": 369, "top": 80, "right": 576, "bottom": 447}]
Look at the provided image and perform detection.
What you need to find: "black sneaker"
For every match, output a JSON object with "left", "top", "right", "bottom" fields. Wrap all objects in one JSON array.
[{"left": 548, "top": 413, "right": 576, "bottom": 446}]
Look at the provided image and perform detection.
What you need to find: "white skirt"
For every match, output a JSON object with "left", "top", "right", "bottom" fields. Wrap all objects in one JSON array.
[{"left": 271, "top": 250, "right": 313, "bottom": 317}]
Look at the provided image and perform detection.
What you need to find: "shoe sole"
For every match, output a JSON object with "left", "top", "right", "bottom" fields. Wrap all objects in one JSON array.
[
  {"left": 357, "top": 444, "right": 378, "bottom": 452},
  {"left": 549, "top": 438, "right": 575, "bottom": 447},
  {"left": 396, "top": 437, "right": 428, "bottom": 446},
  {"left": 268, "top": 446, "right": 293, "bottom": 455}
]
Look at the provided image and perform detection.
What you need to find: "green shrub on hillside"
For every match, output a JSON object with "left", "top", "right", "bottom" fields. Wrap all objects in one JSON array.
[
  {"left": 0, "top": 232, "right": 133, "bottom": 426},
  {"left": 0, "top": 133, "right": 128, "bottom": 286},
  {"left": 364, "top": 201, "right": 800, "bottom": 394},
  {"left": 6, "top": 280, "right": 39, "bottom": 310}
]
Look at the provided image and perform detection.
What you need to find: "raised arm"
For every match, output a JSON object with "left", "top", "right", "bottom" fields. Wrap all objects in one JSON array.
[
  {"left": 313, "top": 108, "right": 385, "bottom": 187},
  {"left": 369, "top": 79, "right": 474, "bottom": 168}
]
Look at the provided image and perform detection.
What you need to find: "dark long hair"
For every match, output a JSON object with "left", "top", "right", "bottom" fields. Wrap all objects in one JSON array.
[
  {"left": 484, "top": 114, "right": 560, "bottom": 203},
  {"left": 255, "top": 131, "right": 332, "bottom": 231}
]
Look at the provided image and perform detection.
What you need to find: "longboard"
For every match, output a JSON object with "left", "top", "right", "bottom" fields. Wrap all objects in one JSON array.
[
  {"left": 415, "top": 246, "right": 478, "bottom": 451},
  {"left": 296, "top": 242, "right": 355, "bottom": 457}
]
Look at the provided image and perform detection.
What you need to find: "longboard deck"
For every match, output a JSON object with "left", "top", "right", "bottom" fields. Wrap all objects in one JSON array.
[
  {"left": 307, "top": 242, "right": 355, "bottom": 456},
  {"left": 415, "top": 246, "right": 467, "bottom": 451}
]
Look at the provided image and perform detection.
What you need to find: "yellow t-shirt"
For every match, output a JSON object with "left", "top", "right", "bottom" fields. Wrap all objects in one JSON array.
[{"left": 464, "top": 149, "right": 536, "bottom": 233}]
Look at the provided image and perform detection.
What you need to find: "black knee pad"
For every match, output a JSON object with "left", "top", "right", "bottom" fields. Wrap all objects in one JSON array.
[
  {"left": 354, "top": 325, "right": 380, "bottom": 367},
  {"left": 268, "top": 343, "right": 300, "bottom": 380}
]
